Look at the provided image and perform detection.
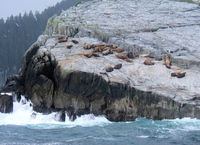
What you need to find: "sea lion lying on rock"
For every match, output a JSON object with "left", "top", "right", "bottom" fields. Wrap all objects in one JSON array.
[
  {"left": 127, "top": 52, "right": 139, "bottom": 59},
  {"left": 171, "top": 70, "right": 186, "bottom": 78},
  {"left": 102, "top": 47, "right": 113, "bottom": 55},
  {"left": 113, "top": 48, "right": 125, "bottom": 53},
  {"left": 144, "top": 59, "right": 154, "bottom": 65},
  {"left": 106, "top": 66, "right": 114, "bottom": 72},
  {"left": 124, "top": 59, "right": 133, "bottom": 63},
  {"left": 79, "top": 52, "right": 100, "bottom": 58},
  {"left": 115, "top": 54, "right": 128, "bottom": 59},
  {"left": 83, "top": 45, "right": 92, "bottom": 50},
  {"left": 72, "top": 40, "right": 79, "bottom": 44},
  {"left": 58, "top": 36, "right": 68, "bottom": 43},
  {"left": 114, "top": 63, "right": 122, "bottom": 69},
  {"left": 66, "top": 45, "right": 73, "bottom": 49},
  {"left": 93, "top": 46, "right": 107, "bottom": 52}
]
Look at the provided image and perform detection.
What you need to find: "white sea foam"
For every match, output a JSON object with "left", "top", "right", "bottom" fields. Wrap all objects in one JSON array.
[{"left": 0, "top": 96, "right": 111, "bottom": 128}]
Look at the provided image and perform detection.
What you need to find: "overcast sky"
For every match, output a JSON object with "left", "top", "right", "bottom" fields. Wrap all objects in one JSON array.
[{"left": 0, "top": 0, "right": 63, "bottom": 20}]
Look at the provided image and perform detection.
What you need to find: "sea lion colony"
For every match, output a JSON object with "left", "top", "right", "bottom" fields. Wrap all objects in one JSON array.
[{"left": 57, "top": 36, "right": 186, "bottom": 78}]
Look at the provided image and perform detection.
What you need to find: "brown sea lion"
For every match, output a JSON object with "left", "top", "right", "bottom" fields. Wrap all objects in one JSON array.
[
  {"left": 106, "top": 66, "right": 113, "bottom": 72},
  {"left": 83, "top": 45, "right": 92, "bottom": 50},
  {"left": 140, "top": 54, "right": 150, "bottom": 57},
  {"left": 66, "top": 45, "right": 73, "bottom": 49},
  {"left": 92, "top": 53, "right": 100, "bottom": 57},
  {"left": 72, "top": 40, "right": 79, "bottom": 44},
  {"left": 113, "top": 48, "right": 125, "bottom": 53},
  {"left": 127, "top": 52, "right": 139, "bottom": 59},
  {"left": 114, "top": 63, "right": 122, "bottom": 69},
  {"left": 102, "top": 48, "right": 113, "bottom": 55},
  {"left": 144, "top": 59, "right": 154, "bottom": 65},
  {"left": 58, "top": 36, "right": 68, "bottom": 43},
  {"left": 93, "top": 46, "right": 107, "bottom": 52},
  {"left": 171, "top": 71, "right": 186, "bottom": 78},
  {"left": 177, "top": 72, "right": 186, "bottom": 78},
  {"left": 79, "top": 52, "right": 93, "bottom": 58},
  {"left": 164, "top": 55, "right": 171, "bottom": 69},
  {"left": 115, "top": 54, "right": 128, "bottom": 59},
  {"left": 171, "top": 70, "right": 180, "bottom": 77},
  {"left": 124, "top": 59, "right": 134, "bottom": 62}
]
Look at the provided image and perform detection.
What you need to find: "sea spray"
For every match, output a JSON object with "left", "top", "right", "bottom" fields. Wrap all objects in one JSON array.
[
  {"left": 0, "top": 98, "right": 200, "bottom": 144},
  {"left": 0, "top": 96, "right": 111, "bottom": 128}
]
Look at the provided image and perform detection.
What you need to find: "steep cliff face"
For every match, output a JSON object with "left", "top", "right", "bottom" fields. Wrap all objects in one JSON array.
[{"left": 1, "top": 0, "right": 200, "bottom": 121}]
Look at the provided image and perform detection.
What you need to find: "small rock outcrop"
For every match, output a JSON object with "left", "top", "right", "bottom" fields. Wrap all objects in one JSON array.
[
  {"left": 0, "top": 94, "right": 13, "bottom": 113},
  {"left": 1, "top": 0, "right": 200, "bottom": 121}
]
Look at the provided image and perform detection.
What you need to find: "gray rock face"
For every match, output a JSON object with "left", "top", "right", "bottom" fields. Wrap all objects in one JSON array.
[
  {"left": 0, "top": 94, "right": 13, "bottom": 113},
  {"left": 2, "top": 0, "right": 200, "bottom": 121},
  {"left": 45, "top": 0, "right": 200, "bottom": 69}
]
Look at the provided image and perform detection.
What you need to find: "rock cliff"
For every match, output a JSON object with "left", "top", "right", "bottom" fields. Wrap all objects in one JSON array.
[{"left": 1, "top": 0, "right": 200, "bottom": 121}]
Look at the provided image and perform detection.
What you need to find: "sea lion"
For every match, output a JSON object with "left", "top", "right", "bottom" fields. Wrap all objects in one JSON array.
[
  {"left": 83, "top": 45, "right": 92, "bottom": 50},
  {"left": 171, "top": 70, "right": 180, "bottom": 77},
  {"left": 102, "top": 48, "right": 113, "bottom": 55},
  {"left": 66, "top": 45, "right": 73, "bottom": 49},
  {"left": 115, "top": 54, "right": 128, "bottom": 59},
  {"left": 58, "top": 36, "right": 68, "bottom": 43},
  {"left": 171, "top": 71, "right": 186, "bottom": 78},
  {"left": 177, "top": 72, "right": 186, "bottom": 78},
  {"left": 113, "top": 48, "right": 125, "bottom": 53},
  {"left": 124, "top": 59, "right": 133, "bottom": 62},
  {"left": 144, "top": 59, "right": 154, "bottom": 65},
  {"left": 114, "top": 63, "right": 122, "bottom": 69},
  {"left": 93, "top": 46, "right": 107, "bottom": 52},
  {"left": 106, "top": 66, "right": 113, "bottom": 72},
  {"left": 140, "top": 54, "right": 150, "bottom": 57},
  {"left": 72, "top": 40, "right": 79, "bottom": 44},
  {"left": 164, "top": 55, "right": 172, "bottom": 69},
  {"left": 92, "top": 53, "right": 100, "bottom": 57},
  {"left": 127, "top": 52, "right": 139, "bottom": 59},
  {"left": 103, "top": 44, "right": 117, "bottom": 48},
  {"left": 79, "top": 52, "right": 93, "bottom": 58}
]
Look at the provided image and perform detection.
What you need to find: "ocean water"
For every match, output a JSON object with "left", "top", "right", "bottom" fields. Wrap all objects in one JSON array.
[{"left": 0, "top": 97, "right": 200, "bottom": 145}]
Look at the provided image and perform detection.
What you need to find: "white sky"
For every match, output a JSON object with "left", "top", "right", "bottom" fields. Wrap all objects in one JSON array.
[{"left": 0, "top": 0, "right": 63, "bottom": 20}]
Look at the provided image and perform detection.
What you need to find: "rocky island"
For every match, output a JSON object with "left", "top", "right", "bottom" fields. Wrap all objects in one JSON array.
[{"left": 1, "top": 0, "right": 200, "bottom": 121}]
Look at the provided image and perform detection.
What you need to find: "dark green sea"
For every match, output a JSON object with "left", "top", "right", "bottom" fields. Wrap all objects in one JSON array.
[{"left": 0, "top": 97, "right": 200, "bottom": 145}]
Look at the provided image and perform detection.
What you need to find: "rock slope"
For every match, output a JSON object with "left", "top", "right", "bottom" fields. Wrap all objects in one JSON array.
[{"left": 1, "top": 0, "right": 200, "bottom": 121}]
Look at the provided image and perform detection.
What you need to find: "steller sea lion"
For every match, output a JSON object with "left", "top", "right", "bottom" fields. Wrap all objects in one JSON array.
[
  {"left": 144, "top": 59, "right": 154, "bottom": 65},
  {"left": 92, "top": 53, "right": 100, "bottom": 57},
  {"left": 114, "top": 63, "right": 122, "bottom": 69},
  {"left": 93, "top": 46, "right": 107, "bottom": 52},
  {"left": 106, "top": 66, "right": 113, "bottom": 72},
  {"left": 164, "top": 55, "right": 171, "bottom": 69},
  {"left": 124, "top": 59, "right": 133, "bottom": 62},
  {"left": 102, "top": 48, "right": 113, "bottom": 55},
  {"left": 112, "top": 48, "right": 125, "bottom": 53},
  {"left": 171, "top": 70, "right": 180, "bottom": 77},
  {"left": 58, "top": 36, "right": 68, "bottom": 43},
  {"left": 171, "top": 71, "right": 186, "bottom": 78},
  {"left": 115, "top": 54, "right": 128, "bottom": 59},
  {"left": 66, "top": 45, "right": 73, "bottom": 49},
  {"left": 177, "top": 72, "right": 186, "bottom": 78},
  {"left": 83, "top": 45, "right": 92, "bottom": 50},
  {"left": 140, "top": 54, "right": 150, "bottom": 57},
  {"left": 79, "top": 52, "right": 93, "bottom": 58},
  {"left": 72, "top": 40, "right": 79, "bottom": 44},
  {"left": 127, "top": 52, "right": 139, "bottom": 59}
]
